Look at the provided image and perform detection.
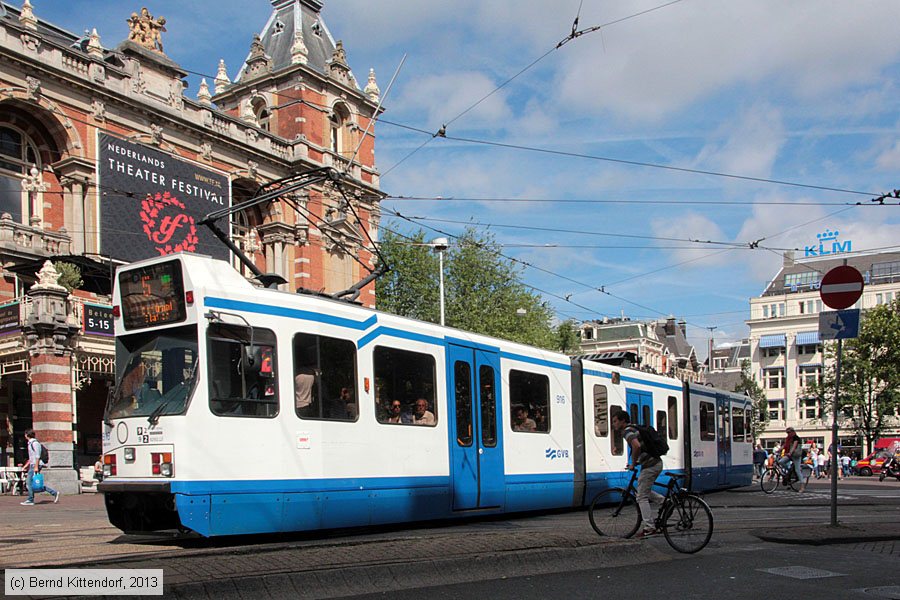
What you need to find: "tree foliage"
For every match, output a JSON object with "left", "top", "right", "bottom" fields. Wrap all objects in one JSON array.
[
  {"left": 810, "top": 300, "right": 900, "bottom": 454},
  {"left": 733, "top": 359, "right": 769, "bottom": 441},
  {"left": 54, "top": 261, "right": 83, "bottom": 293},
  {"left": 376, "top": 227, "right": 557, "bottom": 349},
  {"left": 555, "top": 320, "right": 581, "bottom": 355}
]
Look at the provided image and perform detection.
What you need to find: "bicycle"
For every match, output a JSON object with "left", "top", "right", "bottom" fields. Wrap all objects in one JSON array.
[
  {"left": 760, "top": 459, "right": 812, "bottom": 494},
  {"left": 588, "top": 469, "right": 714, "bottom": 554}
]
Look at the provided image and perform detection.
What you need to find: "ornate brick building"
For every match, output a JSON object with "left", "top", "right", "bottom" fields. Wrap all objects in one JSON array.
[{"left": 0, "top": 0, "right": 382, "bottom": 492}]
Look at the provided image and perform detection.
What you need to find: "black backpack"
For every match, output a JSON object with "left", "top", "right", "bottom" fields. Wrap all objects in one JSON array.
[
  {"left": 39, "top": 443, "right": 49, "bottom": 464},
  {"left": 635, "top": 424, "right": 669, "bottom": 458}
]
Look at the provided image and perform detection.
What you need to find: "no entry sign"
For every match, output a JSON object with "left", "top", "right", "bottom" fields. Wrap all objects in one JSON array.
[{"left": 820, "top": 265, "right": 864, "bottom": 310}]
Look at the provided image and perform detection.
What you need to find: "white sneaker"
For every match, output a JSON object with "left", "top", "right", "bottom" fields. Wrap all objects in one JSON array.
[
  {"left": 53, "top": 491, "right": 60, "bottom": 503},
  {"left": 20, "top": 500, "right": 34, "bottom": 506}
]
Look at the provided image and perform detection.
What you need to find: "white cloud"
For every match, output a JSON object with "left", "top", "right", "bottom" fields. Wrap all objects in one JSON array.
[
  {"left": 876, "top": 141, "right": 900, "bottom": 171},
  {"left": 694, "top": 104, "right": 785, "bottom": 179}
]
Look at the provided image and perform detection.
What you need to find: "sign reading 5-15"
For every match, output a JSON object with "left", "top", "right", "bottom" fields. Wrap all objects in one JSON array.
[{"left": 83, "top": 303, "right": 114, "bottom": 336}]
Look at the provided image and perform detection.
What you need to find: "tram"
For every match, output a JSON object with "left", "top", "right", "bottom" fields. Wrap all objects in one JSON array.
[{"left": 99, "top": 252, "right": 752, "bottom": 536}]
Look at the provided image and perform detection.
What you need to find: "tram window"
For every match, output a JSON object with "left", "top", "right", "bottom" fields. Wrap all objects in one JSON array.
[
  {"left": 656, "top": 410, "right": 667, "bottom": 440},
  {"left": 455, "top": 361, "right": 473, "bottom": 446},
  {"left": 208, "top": 324, "right": 278, "bottom": 418},
  {"left": 667, "top": 396, "right": 678, "bottom": 440},
  {"left": 479, "top": 365, "right": 497, "bottom": 446},
  {"left": 642, "top": 405, "right": 651, "bottom": 427},
  {"left": 744, "top": 409, "right": 752, "bottom": 442},
  {"left": 629, "top": 404, "right": 639, "bottom": 424},
  {"left": 699, "top": 401, "right": 715, "bottom": 441},
  {"left": 293, "top": 333, "right": 357, "bottom": 422},
  {"left": 610, "top": 404, "right": 624, "bottom": 455},
  {"left": 732, "top": 407, "right": 746, "bottom": 442},
  {"left": 373, "top": 346, "right": 436, "bottom": 426},
  {"left": 593, "top": 385, "right": 608, "bottom": 437},
  {"left": 509, "top": 369, "right": 549, "bottom": 433}
]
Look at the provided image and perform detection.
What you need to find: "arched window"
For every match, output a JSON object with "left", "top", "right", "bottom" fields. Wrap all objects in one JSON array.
[
  {"left": 0, "top": 125, "right": 40, "bottom": 175},
  {"left": 251, "top": 97, "right": 270, "bottom": 132},
  {"left": 329, "top": 103, "right": 350, "bottom": 156}
]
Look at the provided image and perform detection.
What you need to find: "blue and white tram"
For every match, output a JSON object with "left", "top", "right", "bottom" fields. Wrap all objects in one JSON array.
[{"left": 100, "top": 253, "right": 751, "bottom": 537}]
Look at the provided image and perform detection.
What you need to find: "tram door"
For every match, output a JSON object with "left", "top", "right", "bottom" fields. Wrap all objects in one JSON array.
[
  {"left": 447, "top": 344, "right": 504, "bottom": 511},
  {"left": 716, "top": 396, "right": 731, "bottom": 485},
  {"left": 626, "top": 389, "right": 653, "bottom": 463}
]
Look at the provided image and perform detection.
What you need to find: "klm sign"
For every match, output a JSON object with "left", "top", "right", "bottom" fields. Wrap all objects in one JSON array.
[{"left": 805, "top": 229, "right": 851, "bottom": 258}]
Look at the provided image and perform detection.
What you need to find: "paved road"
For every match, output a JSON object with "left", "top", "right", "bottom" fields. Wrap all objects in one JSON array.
[{"left": 1, "top": 477, "right": 898, "bottom": 598}]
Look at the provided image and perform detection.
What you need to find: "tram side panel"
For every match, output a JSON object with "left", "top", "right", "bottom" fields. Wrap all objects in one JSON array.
[
  {"left": 580, "top": 364, "right": 630, "bottom": 500},
  {"left": 501, "top": 353, "right": 576, "bottom": 512}
]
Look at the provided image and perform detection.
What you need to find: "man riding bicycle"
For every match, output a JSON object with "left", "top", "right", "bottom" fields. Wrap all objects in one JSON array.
[
  {"left": 611, "top": 410, "right": 664, "bottom": 538},
  {"left": 779, "top": 427, "right": 806, "bottom": 493}
]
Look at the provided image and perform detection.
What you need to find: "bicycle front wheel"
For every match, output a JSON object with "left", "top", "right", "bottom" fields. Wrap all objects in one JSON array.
[
  {"left": 589, "top": 488, "right": 641, "bottom": 539},
  {"left": 661, "top": 493, "right": 713, "bottom": 554},
  {"left": 760, "top": 468, "right": 780, "bottom": 494}
]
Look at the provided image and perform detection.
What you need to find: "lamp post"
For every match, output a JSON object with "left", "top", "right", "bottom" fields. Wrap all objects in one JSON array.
[{"left": 430, "top": 237, "right": 448, "bottom": 326}]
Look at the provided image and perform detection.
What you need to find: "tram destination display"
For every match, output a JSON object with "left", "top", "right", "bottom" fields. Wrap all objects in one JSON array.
[
  {"left": 98, "top": 133, "right": 230, "bottom": 263},
  {"left": 118, "top": 260, "right": 187, "bottom": 330}
]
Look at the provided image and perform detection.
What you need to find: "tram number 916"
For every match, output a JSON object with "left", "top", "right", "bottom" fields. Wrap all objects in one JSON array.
[
  {"left": 135, "top": 426, "right": 151, "bottom": 444},
  {"left": 555, "top": 395, "right": 567, "bottom": 405}
]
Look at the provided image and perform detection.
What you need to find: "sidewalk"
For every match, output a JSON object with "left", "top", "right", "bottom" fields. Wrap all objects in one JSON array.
[{"left": 752, "top": 522, "right": 900, "bottom": 545}]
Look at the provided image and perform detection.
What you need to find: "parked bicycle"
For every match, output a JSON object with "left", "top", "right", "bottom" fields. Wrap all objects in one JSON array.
[
  {"left": 588, "top": 469, "right": 713, "bottom": 554},
  {"left": 760, "top": 459, "right": 812, "bottom": 493}
]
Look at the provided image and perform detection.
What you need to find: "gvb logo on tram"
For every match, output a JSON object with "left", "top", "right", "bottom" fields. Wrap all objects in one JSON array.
[{"left": 545, "top": 448, "right": 570, "bottom": 460}]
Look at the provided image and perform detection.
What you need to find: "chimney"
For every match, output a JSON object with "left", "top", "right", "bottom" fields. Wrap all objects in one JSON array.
[{"left": 677, "top": 319, "right": 686, "bottom": 336}]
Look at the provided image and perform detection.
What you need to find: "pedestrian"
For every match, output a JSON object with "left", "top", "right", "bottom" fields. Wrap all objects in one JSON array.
[
  {"left": 816, "top": 450, "right": 826, "bottom": 479},
  {"left": 21, "top": 429, "right": 60, "bottom": 506},
  {"left": 752, "top": 444, "right": 768, "bottom": 480},
  {"left": 840, "top": 454, "right": 851, "bottom": 477}
]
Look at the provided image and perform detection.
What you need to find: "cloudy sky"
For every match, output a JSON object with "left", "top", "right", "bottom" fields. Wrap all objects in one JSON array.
[{"left": 50, "top": 0, "right": 900, "bottom": 355}]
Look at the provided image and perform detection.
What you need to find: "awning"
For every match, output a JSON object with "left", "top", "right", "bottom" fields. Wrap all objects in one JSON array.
[
  {"left": 799, "top": 362, "right": 822, "bottom": 368},
  {"left": 759, "top": 334, "right": 787, "bottom": 348},
  {"left": 795, "top": 331, "right": 820, "bottom": 345}
]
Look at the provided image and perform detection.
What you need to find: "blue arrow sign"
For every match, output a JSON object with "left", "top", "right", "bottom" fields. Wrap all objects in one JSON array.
[{"left": 819, "top": 309, "right": 860, "bottom": 340}]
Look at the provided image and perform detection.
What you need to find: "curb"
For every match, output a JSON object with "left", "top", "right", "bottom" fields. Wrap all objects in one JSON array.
[
  {"left": 751, "top": 528, "right": 900, "bottom": 546},
  {"left": 81, "top": 540, "right": 667, "bottom": 600}
]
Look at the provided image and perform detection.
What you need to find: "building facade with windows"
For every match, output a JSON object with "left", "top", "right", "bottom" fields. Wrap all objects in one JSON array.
[
  {"left": 578, "top": 316, "right": 702, "bottom": 383},
  {"left": 749, "top": 249, "right": 900, "bottom": 454},
  {"left": 0, "top": 0, "right": 382, "bottom": 491}
]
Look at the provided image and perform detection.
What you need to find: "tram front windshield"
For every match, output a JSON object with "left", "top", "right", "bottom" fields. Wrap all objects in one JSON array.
[{"left": 108, "top": 326, "right": 199, "bottom": 420}]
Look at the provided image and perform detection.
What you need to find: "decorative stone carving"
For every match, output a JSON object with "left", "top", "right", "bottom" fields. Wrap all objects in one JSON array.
[
  {"left": 168, "top": 77, "right": 183, "bottom": 109},
  {"left": 246, "top": 128, "right": 258, "bottom": 143},
  {"left": 127, "top": 7, "right": 167, "bottom": 53},
  {"left": 243, "top": 34, "right": 271, "bottom": 81},
  {"left": 19, "top": 0, "right": 37, "bottom": 30},
  {"left": 20, "top": 32, "right": 41, "bottom": 52},
  {"left": 197, "top": 78, "right": 212, "bottom": 105},
  {"left": 328, "top": 41, "right": 352, "bottom": 84},
  {"left": 214, "top": 59, "right": 230, "bottom": 94},
  {"left": 86, "top": 28, "right": 103, "bottom": 57},
  {"left": 90, "top": 99, "right": 106, "bottom": 121},
  {"left": 25, "top": 76, "right": 41, "bottom": 100},
  {"left": 247, "top": 160, "right": 258, "bottom": 180},
  {"left": 149, "top": 123, "right": 163, "bottom": 146},
  {"left": 132, "top": 66, "right": 146, "bottom": 94},
  {"left": 199, "top": 141, "right": 212, "bottom": 161},
  {"left": 291, "top": 26, "right": 308, "bottom": 65},
  {"left": 364, "top": 68, "right": 380, "bottom": 102},
  {"left": 35, "top": 260, "right": 66, "bottom": 291}
]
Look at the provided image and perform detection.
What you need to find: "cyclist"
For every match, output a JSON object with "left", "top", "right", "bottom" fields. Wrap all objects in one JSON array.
[
  {"left": 611, "top": 410, "right": 664, "bottom": 538},
  {"left": 778, "top": 427, "right": 806, "bottom": 492}
]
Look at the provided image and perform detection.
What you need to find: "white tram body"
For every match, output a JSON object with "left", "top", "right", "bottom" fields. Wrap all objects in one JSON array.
[{"left": 100, "top": 253, "right": 752, "bottom": 536}]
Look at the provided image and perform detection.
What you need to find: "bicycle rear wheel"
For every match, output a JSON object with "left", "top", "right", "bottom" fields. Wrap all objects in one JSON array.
[
  {"left": 661, "top": 493, "right": 713, "bottom": 554},
  {"left": 589, "top": 488, "right": 641, "bottom": 539},
  {"left": 760, "top": 468, "right": 779, "bottom": 494}
]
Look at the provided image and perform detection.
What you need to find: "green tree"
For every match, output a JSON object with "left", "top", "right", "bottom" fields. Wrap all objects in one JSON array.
[
  {"left": 375, "top": 230, "right": 439, "bottom": 323},
  {"left": 812, "top": 300, "right": 900, "bottom": 454},
  {"left": 376, "top": 227, "right": 556, "bottom": 349},
  {"left": 733, "top": 359, "right": 769, "bottom": 441},
  {"left": 555, "top": 319, "right": 580, "bottom": 354},
  {"left": 54, "top": 261, "right": 83, "bottom": 293}
]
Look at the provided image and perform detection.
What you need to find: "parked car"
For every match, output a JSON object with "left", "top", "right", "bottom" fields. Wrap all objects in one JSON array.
[{"left": 856, "top": 450, "right": 893, "bottom": 476}]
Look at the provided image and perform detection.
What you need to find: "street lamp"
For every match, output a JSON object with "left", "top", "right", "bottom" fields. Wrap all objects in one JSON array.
[{"left": 430, "top": 237, "right": 449, "bottom": 326}]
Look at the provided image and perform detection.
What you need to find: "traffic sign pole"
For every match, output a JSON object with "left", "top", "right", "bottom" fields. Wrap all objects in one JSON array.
[{"left": 819, "top": 261, "right": 862, "bottom": 528}]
